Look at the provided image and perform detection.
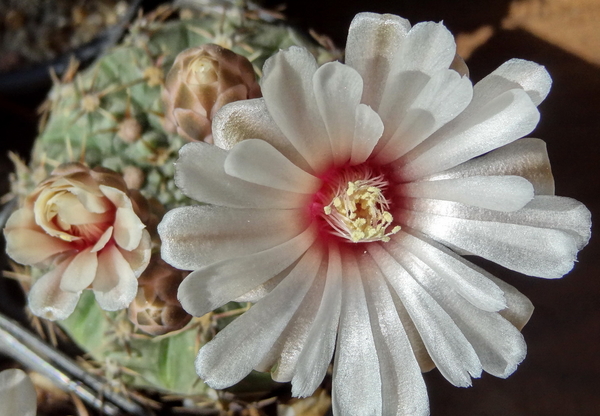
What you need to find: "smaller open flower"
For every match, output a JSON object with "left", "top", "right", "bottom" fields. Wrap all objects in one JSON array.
[
  {"left": 0, "top": 369, "right": 36, "bottom": 416},
  {"left": 162, "top": 44, "right": 262, "bottom": 142},
  {"left": 4, "top": 163, "right": 151, "bottom": 320}
]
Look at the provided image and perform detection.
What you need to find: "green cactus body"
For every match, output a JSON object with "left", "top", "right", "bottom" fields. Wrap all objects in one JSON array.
[
  {"left": 62, "top": 291, "right": 208, "bottom": 396},
  {"left": 17, "top": 3, "right": 334, "bottom": 402},
  {"left": 32, "top": 6, "right": 335, "bottom": 207}
]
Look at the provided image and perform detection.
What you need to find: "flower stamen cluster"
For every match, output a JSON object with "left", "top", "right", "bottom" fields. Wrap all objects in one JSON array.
[{"left": 320, "top": 166, "right": 400, "bottom": 243}]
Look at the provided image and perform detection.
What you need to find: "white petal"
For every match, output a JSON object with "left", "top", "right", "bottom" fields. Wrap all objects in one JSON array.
[
  {"left": 521, "top": 196, "right": 591, "bottom": 249},
  {"left": 475, "top": 58, "right": 551, "bottom": 106},
  {"left": 194, "top": 245, "right": 323, "bottom": 389},
  {"left": 396, "top": 88, "right": 540, "bottom": 181},
  {"left": 52, "top": 193, "right": 107, "bottom": 225},
  {"left": 70, "top": 186, "right": 111, "bottom": 213},
  {"left": 389, "top": 289, "right": 435, "bottom": 372},
  {"left": 28, "top": 258, "right": 81, "bottom": 321},
  {"left": 350, "top": 104, "right": 384, "bottom": 165},
  {"left": 397, "top": 175, "right": 534, "bottom": 212},
  {"left": 367, "top": 243, "right": 482, "bottom": 387},
  {"left": 403, "top": 194, "right": 591, "bottom": 251},
  {"left": 487, "top": 275, "right": 534, "bottom": 330},
  {"left": 376, "top": 69, "right": 473, "bottom": 163},
  {"left": 375, "top": 70, "right": 431, "bottom": 150},
  {"left": 451, "top": 310, "right": 527, "bottom": 378},
  {"left": 345, "top": 12, "right": 411, "bottom": 111},
  {"left": 92, "top": 245, "right": 138, "bottom": 310},
  {"left": 97, "top": 186, "right": 145, "bottom": 251},
  {"left": 357, "top": 252, "right": 429, "bottom": 416},
  {"left": 313, "top": 62, "right": 363, "bottom": 165},
  {"left": 59, "top": 248, "right": 98, "bottom": 292},
  {"left": 368, "top": 20, "right": 457, "bottom": 132},
  {"left": 261, "top": 47, "right": 332, "bottom": 172},
  {"left": 212, "top": 98, "right": 311, "bottom": 172},
  {"left": 405, "top": 257, "right": 527, "bottom": 378},
  {"left": 119, "top": 229, "right": 152, "bottom": 277},
  {"left": 400, "top": 197, "right": 585, "bottom": 278},
  {"left": 0, "top": 369, "right": 37, "bottom": 416},
  {"left": 113, "top": 207, "right": 144, "bottom": 251},
  {"left": 233, "top": 271, "right": 287, "bottom": 303},
  {"left": 393, "top": 229, "right": 506, "bottom": 311},
  {"left": 90, "top": 226, "right": 113, "bottom": 253},
  {"left": 224, "top": 139, "right": 321, "bottom": 194},
  {"left": 98, "top": 184, "right": 128, "bottom": 208},
  {"left": 332, "top": 250, "right": 382, "bottom": 415},
  {"left": 4, "top": 228, "right": 72, "bottom": 266},
  {"left": 388, "top": 21, "right": 456, "bottom": 76},
  {"left": 159, "top": 205, "right": 308, "bottom": 271},
  {"left": 263, "top": 261, "right": 328, "bottom": 381},
  {"left": 174, "top": 141, "right": 308, "bottom": 209},
  {"left": 178, "top": 225, "right": 317, "bottom": 317},
  {"left": 421, "top": 138, "right": 555, "bottom": 196},
  {"left": 291, "top": 244, "right": 342, "bottom": 397},
  {"left": 4, "top": 208, "right": 72, "bottom": 265}
]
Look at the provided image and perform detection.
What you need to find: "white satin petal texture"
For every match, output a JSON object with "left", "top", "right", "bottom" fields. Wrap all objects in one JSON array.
[
  {"left": 28, "top": 258, "right": 81, "bottom": 321},
  {"left": 177, "top": 226, "right": 317, "bottom": 317},
  {"left": 175, "top": 141, "right": 309, "bottom": 209},
  {"left": 345, "top": 12, "right": 411, "bottom": 111},
  {"left": 421, "top": 138, "right": 555, "bottom": 195},
  {"left": 194, "top": 245, "right": 323, "bottom": 389},
  {"left": 224, "top": 139, "right": 321, "bottom": 194},
  {"left": 261, "top": 47, "right": 332, "bottom": 172},
  {"left": 155, "top": 10, "right": 591, "bottom": 416},
  {"left": 159, "top": 205, "right": 309, "bottom": 271}
]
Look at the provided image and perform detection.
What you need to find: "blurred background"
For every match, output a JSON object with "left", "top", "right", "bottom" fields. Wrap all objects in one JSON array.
[{"left": 1, "top": 0, "right": 599, "bottom": 414}]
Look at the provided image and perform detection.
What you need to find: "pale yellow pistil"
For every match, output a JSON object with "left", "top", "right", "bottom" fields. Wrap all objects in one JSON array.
[{"left": 324, "top": 178, "right": 401, "bottom": 243}]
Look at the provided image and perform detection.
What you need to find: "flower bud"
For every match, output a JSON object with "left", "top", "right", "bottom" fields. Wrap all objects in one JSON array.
[
  {"left": 3, "top": 163, "right": 152, "bottom": 321},
  {"left": 128, "top": 255, "right": 191, "bottom": 336},
  {"left": 161, "top": 44, "right": 261, "bottom": 142}
]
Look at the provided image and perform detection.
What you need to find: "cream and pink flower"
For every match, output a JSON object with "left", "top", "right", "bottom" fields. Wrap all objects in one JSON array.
[
  {"left": 158, "top": 12, "right": 591, "bottom": 416},
  {"left": 4, "top": 163, "right": 151, "bottom": 321}
]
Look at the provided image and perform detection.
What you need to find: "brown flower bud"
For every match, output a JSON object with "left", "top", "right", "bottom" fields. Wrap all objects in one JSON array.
[
  {"left": 128, "top": 255, "right": 191, "bottom": 336},
  {"left": 161, "top": 44, "right": 262, "bottom": 142}
]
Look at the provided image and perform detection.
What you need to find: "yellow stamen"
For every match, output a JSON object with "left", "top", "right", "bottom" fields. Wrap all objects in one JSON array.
[{"left": 323, "top": 173, "right": 400, "bottom": 243}]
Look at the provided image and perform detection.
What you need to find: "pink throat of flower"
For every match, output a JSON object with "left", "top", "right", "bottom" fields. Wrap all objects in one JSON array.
[{"left": 310, "top": 163, "right": 400, "bottom": 244}]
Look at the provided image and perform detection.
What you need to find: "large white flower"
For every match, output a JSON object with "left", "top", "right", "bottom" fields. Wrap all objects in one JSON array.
[{"left": 158, "top": 12, "right": 591, "bottom": 415}]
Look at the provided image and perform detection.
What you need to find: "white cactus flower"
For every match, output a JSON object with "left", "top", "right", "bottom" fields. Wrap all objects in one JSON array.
[{"left": 158, "top": 12, "right": 591, "bottom": 416}]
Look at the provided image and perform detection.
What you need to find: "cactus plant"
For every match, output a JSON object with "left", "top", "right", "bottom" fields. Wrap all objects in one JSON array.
[
  {"left": 7, "top": 1, "right": 338, "bottom": 410},
  {"left": 30, "top": 4, "right": 337, "bottom": 207}
]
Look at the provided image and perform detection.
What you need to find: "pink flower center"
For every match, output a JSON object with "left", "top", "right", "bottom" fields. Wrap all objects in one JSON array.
[
  {"left": 311, "top": 163, "right": 400, "bottom": 244},
  {"left": 40, "top": 189, "right": 116, "bottom": 248}
]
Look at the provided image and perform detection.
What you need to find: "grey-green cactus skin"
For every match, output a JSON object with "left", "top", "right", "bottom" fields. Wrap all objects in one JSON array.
[
  {"left": 21, "top": 5, "right": 335, "bottom": 399},
  {"left": 33, "top": 5, "right": 334, "bottom": 207}
]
